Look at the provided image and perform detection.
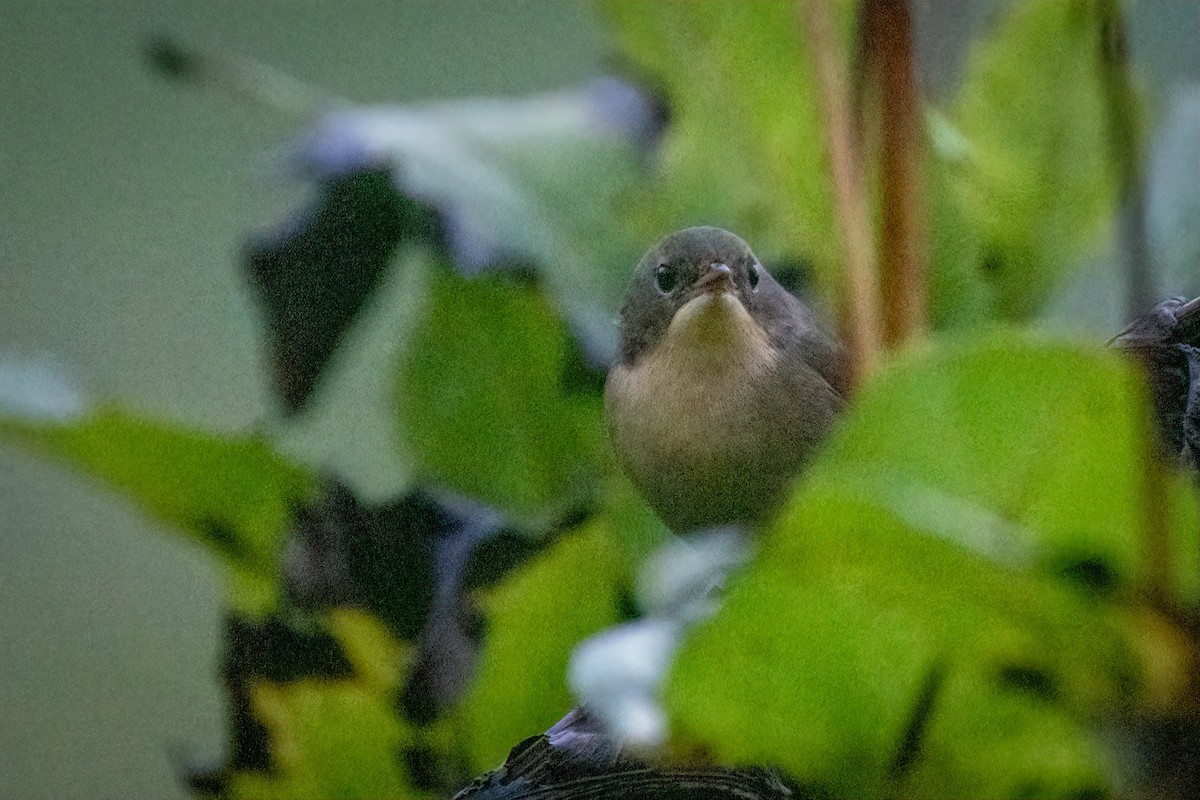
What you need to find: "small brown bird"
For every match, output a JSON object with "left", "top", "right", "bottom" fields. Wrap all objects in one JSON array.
[{"left": 605, "top": 227, "right": 843, "bottom": 534}]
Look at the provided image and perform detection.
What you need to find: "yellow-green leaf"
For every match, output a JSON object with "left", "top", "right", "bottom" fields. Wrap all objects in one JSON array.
[{"left": 460, "top": 521, "right": 625, "bottom": 773}]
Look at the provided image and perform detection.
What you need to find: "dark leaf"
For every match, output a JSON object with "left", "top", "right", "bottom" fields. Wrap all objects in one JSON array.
[
  {"left": 248, "top": 77, "right": 662, "bottom": 413},
  {"left": 247, "top": 168, "right": 436, "bottom": 414},
  {"left": 402, "top": 500, "right": 599, "bottom": 727},
  {"left": 203, "top": 609, "right": 421, "bottom": 798},
  {"left": 283, "top": 480, "right": 444, "bottom": 641},
  {"left": 220, "top": 614, "right": 356, "bottom": 777},
  {"left": 277, "top": 477, "right": 571, "bottom": 724},
  {"left": 229, "top": 639, "right": 416, "bottom": 798}
]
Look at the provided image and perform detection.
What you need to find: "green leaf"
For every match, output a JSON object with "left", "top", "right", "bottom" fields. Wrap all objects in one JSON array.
[
  {"left": 901, "top": 668, "right": 1110, "bottom": 798},
  {"left": 230, "top": 682, "right": 417, "bottom": 800},
  {"left": 951, "top": 0, "right": 1123, "bottom": 318},
  {"left": 459, "top": 520, "right": 625, "bottom": 773},
  {"left": 409, "top": 84, "right": 658, "bottom": 349},
  {"left": 664, "top": 336, "right": 1185, "bottom": 797},
  {"left": 396, "top": 265, "right": 605, "bottom": 518},
  {"left": 0, "top": 406, "right": 315, "bottom": 611},
  {"left": 226, "top": 610, "right": 422, "bottom": 800},
  {"left": 602, "top": 0, "right": 846, "bottom": 293},
  {"left": 924, "top": 136, "right": 994, "bottom": 329},
  {"left": 326, "top": 609, "right": 407, "bottom": 694},
  {"left": 812, "top": 334, "right": 1174, "bottom": 585},
  {"left": 668, "top": 487, "right": 1125, "bottom": 797}
]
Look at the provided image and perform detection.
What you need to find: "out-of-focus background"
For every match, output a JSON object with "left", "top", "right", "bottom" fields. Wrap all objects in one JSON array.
[
  {"left": 1, "top": 2, "right": 1195, "bottom": 798},
  {"left": 1, "top": 3, "right": 605, "bottom": 797}
]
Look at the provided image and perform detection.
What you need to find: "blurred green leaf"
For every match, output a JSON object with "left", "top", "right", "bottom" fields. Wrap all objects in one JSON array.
[
  {"left": 663, "top": 336, "right": 1182, "bottom": 797},
  {"left": 951, "top": 0, "right": 1122, "bottom": 318},
  {"left": 602, "top": 0, "right": 845, "bottom": 292},
  {"left": 460, "top": 520, "right": 625, "bottom": 773},
  {"left": 812, "top": 334, "right": 1181, "bottom": 585},
  {"left": 924, "top": 141, "right": 994, "bottom": 329},
  {"left": 230, "top": 682, "right": 414, "bottom": 800},
  {"left": 605, "top": 0, "right": 1132, "bottom": 328},
  {"left": 326, "top": 609, "right": 408, "bottom": 694},
  {"left": 396, "top": 265, "right": 605, "bottom": 518},
  {"left": 396, "top": 81, "right": 659, "bottom": 352},
  {"left": 227, "top": 610, "right": 420, "bottom": 800},
  {"left": 902, "top": 667, "right": 1110, "bottom": 798},
  {"left": 668, "top": 488, "right": 1125, "bottom": 797},
  {"left": 0, "top": 407, "right": 314, "bottom": 611},
  {"left": 597, "top": 469, "right": 672, "bottom": 569}
]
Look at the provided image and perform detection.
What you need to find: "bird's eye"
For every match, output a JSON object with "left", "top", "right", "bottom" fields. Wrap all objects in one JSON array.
[
  {"left": 655, "top": 264, "right": 677, "bottom": 293},
  {"left": 748, "top": 263, "right": 760, "bottom": 289}
]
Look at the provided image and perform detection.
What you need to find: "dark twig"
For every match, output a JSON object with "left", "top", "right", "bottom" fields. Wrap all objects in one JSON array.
[
  {"left": 144, "top": 36, "right": 340, "bottom": 117},
  {"left": 1097, "top": 2, "right": 1152, "bottom": 321},
  {"left": 861, "top": 0, "right": 927, "bottom": 347},
  {"left": 1096, "top": 1, "right": 1172, "bottom": 603}
]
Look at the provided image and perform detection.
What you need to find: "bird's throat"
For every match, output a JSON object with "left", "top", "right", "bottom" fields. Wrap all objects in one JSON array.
[
  {"left": 661, "top": 292, "right": 769, "bottom": 367},
  {"left": 667, "top": 289, "right": 739, "bottom": 347}
]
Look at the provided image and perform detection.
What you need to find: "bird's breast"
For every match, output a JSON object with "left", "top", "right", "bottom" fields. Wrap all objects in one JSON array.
[
  {"left": 609, "top": 301, "right": 777, "bottom": 459},
  {"left": 605, "top": 296, "right": 792, "bottom": 531}
]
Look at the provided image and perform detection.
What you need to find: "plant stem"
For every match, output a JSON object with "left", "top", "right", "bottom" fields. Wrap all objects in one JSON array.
[
  {"left": 798, "top": 0, "right": 881, "bottom": 389},
  {"left": 144, "top": 36, "right": 341, "bottom": 118},
  {"left": 863, "top": 0, "right": 927, "bottom": 347},
  {"left": 1097, "top": 1, "right": 1151, "bottom": 319}
]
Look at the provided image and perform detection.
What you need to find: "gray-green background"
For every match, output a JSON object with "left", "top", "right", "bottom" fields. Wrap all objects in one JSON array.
[
  {"left": 1, "top": 3, "right": 604, "bottom": 797},
  {"left": 1, "top": 2, "right": 1195, "bottom": 799}
]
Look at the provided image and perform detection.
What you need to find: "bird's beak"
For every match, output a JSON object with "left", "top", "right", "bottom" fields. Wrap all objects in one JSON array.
[{"left": 694, "top": 263, "right": 735, "bottom": 293}]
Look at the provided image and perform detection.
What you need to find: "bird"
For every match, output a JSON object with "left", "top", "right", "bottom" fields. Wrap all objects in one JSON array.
[
  {"left": 605, "top": 226, "right": 844, "bottom": 534},
  {"left": 452, "top": 228, "right": 839, "bottom": 799}
]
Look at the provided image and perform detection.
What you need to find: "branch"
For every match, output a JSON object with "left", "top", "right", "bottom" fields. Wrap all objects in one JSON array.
[
  {"left": 144, "top": 36, "right": 340, "bottom": 118},
  {"left": 862, "top": 0, "right": 927, "bottom": 346},
  {"left": 798, "top": 0, "right": 881, "bottom": 389},
  {"left": 1098, "top": 1, "right": 1152, "bottom": 321}
]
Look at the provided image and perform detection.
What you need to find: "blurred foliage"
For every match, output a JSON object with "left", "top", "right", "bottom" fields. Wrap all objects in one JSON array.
[
  {"left": 396, "top": 266, "right": 605, "bottom": 519},
  {"left": 950, "top": 0, "right": 1123, "bottom": 318},
  {"left": 667, "top": 337, "right": 1186, "bottom": 798},
  {"left": 459, "top": 520, "right": 625, "bottom": 773},
  {"left": 602, "top": 0, "right": 845, "bottom": 286},
  {"left": 0, "top": 408, "right": 315, "bottom": 612},
  {"left": 228, "top": 612, "right": 417, "bottom": 799},
  {"left": 2, "top": 1, "right": 1198, "bottom": 798}
]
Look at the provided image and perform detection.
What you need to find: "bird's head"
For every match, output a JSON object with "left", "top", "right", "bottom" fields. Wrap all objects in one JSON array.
[{"left": 616, "top": 226, "right": 783, "bottom": 367}]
